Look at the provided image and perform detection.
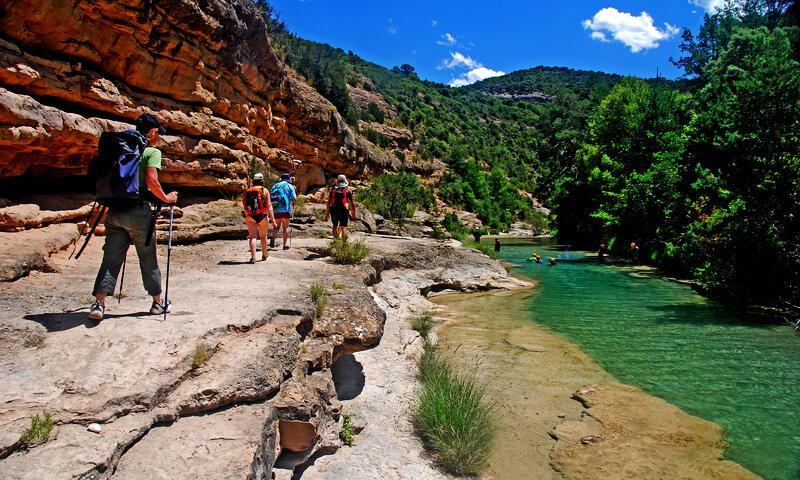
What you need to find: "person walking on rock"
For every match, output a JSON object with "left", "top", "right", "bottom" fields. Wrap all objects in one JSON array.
[
  {"left": 325, "top": 174, "right": 356, "bottom": 239},
  {"left": 243, "top": 173, "right": 277, "bottom": 263},
  {"left": 270, "top": 173, "right": 297, "bottom": 250},
  {"left": 89, "top": 114, "right": 178, "bottom": 321}
]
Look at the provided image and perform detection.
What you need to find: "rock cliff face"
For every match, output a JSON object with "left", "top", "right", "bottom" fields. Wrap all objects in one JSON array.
[{"left": 0, "top": 0, "right": 396, "bottom": 194}]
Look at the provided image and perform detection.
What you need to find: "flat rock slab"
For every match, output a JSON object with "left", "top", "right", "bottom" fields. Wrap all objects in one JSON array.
[
  {"left": 0, "top": 223, "right": 78, "bottom": 281},
  {"left": 551, "top": 383, "right": 760, "bottom": 480},
  {"left": 113, "top": 404, "right": 277, "bottom": 480}
]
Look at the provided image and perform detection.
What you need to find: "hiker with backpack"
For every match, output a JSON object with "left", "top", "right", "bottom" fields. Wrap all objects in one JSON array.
[
  {"left": 243, "top": 173, "right": 277, "bottom": 263},
  {"left": 325, "top": 174, "right": 357, "bottom": 239},
  {"left": 270, "top": 173, "right": 297, "bottom": 250},
  {"left": 88, "top": 114, "right": 177, "bottom": 321}
]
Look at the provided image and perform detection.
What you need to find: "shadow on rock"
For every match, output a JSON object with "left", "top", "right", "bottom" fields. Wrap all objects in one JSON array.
[
  {"left": 331, "top": 354, "right": 365, "bottom": 401},
  {"left": 23, "top": 311, "right": 153, "bottom": 331}
]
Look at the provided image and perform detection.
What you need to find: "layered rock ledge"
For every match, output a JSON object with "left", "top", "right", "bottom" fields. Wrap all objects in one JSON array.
[{"left": 0, "top": 0, "right": 396, "bottom": 194}]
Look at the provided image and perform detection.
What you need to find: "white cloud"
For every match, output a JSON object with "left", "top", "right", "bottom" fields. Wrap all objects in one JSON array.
[
  {"left": 582, "top": 8, "right": 679, "bottom": 53},
  {"left": 689, "top": 0, "right": 728, "bottom": 11},
  {"left": 449, "top": 67, "right": 505, "bottom": 87},
  {"left": 388, "top": 18, "right": 397, "bottom": 34},
  {"left": 431, "top": 19, "right": 438, "bottom": 27},
  {"left": 438, "top": 51, "right": 481, "bottom": 70},
  {"left": 437, "top": 52, "right": 504, "bottom": 86},
  {"left": 437, "top": 32, "right": 457, "bottom": 46}
]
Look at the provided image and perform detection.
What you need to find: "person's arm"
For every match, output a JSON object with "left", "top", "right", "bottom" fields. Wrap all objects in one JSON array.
[
  {"left": 145, "top": 167, "right": 177, "bottom": 204},
  {"left": 348, "top": 191, "right": 356, "bottom": 219},
  {"left": 264, "top": 187, "right": 277, "bottom": 228}
]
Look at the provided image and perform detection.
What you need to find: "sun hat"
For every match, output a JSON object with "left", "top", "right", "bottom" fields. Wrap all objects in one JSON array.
[
  {"left": 336, "top": 174, "right": 348, "bottom": 187},
  {"left": 281, "top": 173, "right": 291, "bottom": 181},
  {"left": 253, "top": 173, "right": 264, "bottom": 181}
]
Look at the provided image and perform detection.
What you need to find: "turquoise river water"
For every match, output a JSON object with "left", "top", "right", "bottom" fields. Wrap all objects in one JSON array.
[{"left": 500, "top": 241, "right": 800, "bottom": 480}]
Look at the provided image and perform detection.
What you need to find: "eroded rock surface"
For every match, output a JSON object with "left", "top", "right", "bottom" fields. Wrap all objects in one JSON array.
[
  {"left": 0, "top": 0, "right": 396, "bottom": 190},
  {"left": 0, "top": 234, "right": 518, "bottom": 479}
]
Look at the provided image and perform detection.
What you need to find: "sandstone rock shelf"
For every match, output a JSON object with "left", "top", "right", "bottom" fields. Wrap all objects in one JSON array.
[{"left": 0, "top": 234, "right": 520, "bottom": 479}]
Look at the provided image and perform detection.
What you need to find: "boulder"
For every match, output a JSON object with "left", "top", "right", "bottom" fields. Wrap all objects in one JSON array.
[{"left": 0, "top": 223, "right": 78, "bottom": 281}]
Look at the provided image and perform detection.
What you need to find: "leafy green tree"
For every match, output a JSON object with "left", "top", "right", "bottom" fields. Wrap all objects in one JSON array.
[{"left": 359, "top": 172, "right": 434, "bottom": 222}]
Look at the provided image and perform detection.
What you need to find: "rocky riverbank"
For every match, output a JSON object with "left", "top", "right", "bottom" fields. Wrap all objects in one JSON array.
[{"left": 0, "top": 232, "right": 521, "bottom": 479}]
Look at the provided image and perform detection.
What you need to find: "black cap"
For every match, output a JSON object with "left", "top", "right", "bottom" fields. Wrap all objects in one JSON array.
[{"left": 135, "top": 114, "right": 166, "bottom": 135}]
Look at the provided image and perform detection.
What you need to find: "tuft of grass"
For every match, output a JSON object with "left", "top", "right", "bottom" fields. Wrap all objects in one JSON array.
[
  {"left": 339, "top": 414, "right": 356, "bottom": 447},
  {"left": 464, "top": 239, "right": 498, "bottom": 259},
  {"left": 411, "top": 313, "right": 435, "bottom": 339},
  {"left": 414, "top": 341, "right": 496, "bottom": 476},
  {"left": 191, "top": 344, "right": 213, "bottom": 369},
  {"left": 328, "top": 237, "right": 370, "bottom": 265},
  {"left": 22, "top": 411, "right": 54, "bottom": 446},
  {"left": 310, "top": 282, "right": 330, "bottom": 318},
  {"left": 332, "top": 282, "right": 347, "bottom": 290}
]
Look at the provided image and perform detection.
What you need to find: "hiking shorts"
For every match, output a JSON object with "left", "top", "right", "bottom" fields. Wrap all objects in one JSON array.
[
  {"left": 331, "top": 209, "right": 350, "bottom": 228},
  {"left": 274, "top": 212, "right": 291, "bottom": 220}
]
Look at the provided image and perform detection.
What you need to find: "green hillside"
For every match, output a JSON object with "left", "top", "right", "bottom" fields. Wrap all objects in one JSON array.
[{"left": 257, "top": 0, "right": 800, "bottom": 308}]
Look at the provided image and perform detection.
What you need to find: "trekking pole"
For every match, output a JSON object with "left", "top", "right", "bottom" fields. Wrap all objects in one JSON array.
[
  {"left": 70, "top": 201, "right": 97, "bottom": 259},
  {"left": 74, "top": 206, "right": 108, "bottom": 260},
  {"left": 163, "top": 205, "right": 174, "bottom": 322},
  {"left": 118, "top": 246, "right": 129, "bottom": 304}
]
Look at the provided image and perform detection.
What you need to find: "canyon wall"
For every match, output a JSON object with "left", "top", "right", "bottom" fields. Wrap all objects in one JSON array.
[{"left": 0, "top": 0, "right": 397, "bottom": 195}]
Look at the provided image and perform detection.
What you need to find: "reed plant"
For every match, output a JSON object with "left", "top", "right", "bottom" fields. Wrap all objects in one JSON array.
[
  {"left": 310, "top": 282, "right": 330, "bottom": 317},
  {"left": 414, "top": 340, "right": 496, "bottom": 475}
]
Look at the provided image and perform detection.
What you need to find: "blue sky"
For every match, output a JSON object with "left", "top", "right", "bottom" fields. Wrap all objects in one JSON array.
[{"left": 269, "top": 1, "right": 722, "bottom": 85}]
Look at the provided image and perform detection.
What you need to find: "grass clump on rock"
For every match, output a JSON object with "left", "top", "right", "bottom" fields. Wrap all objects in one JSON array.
[
  {"left": 328, "top": 237, "right": 370, "bottom": 264},
  {"left": 191, "top": 344, "right": 213, "bottom": 369},
  {"left": 310, "top": 282, "right": 330, "bottom": 317},
  {"left": 22, "top": 411, "right": 54, "bottom": 446},
  {"left": 414, "top": 340, "right": 496, "bottom": 475},
  {"left": 411, "top": 313, "right": 435, "bottom": 338},
  {"left": 339, "top": 414, "right": 356, "bottom": 447}
]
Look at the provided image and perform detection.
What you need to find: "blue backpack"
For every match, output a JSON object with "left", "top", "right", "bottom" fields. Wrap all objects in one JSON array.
[
  {"left": 92, "top": 130, "right": 147, "bottom": 207},
  {"left": 270, "top": 181, "right": 293, "bottom": 212}
]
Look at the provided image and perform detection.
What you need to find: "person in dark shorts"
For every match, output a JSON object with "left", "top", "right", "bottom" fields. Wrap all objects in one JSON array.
[
  {"left": 243, "top": 173, "right": 276, "bottom": 263},
  {"left": 325, "top": 174, "right": 357, "bottom": 239},
  {"left": 270, "top": 173, "right": 297, "bottom": 250}
]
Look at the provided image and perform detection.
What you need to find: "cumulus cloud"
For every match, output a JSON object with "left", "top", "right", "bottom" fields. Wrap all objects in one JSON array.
[
  {"left": 689, "top": 0, "right": 728, "bottom": 11},
  {"left": 437, "top": 32, "right": 457, "bottom": 46},
  {"left": 582, "top": 8, "right": 679, "bottom": 53},
  {"left": 449, "top": 67, "right": 505, "bottom": 87},
  {"left": 438, "top": 52, "right": 481, "bottom": 70},
  {"left": 438, "top": 52, "right": 504, "bottom": 86}
]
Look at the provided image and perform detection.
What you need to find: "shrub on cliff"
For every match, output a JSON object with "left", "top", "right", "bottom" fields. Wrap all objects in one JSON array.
[
  {"left": 22, "top": 411, "right": 54, "bottom": 446},
  {"left": 414, "top": 341, "right": 496, "bottom": 475},
  {"left": 328, "top": 237, "right": 370, "bottom": 264}
]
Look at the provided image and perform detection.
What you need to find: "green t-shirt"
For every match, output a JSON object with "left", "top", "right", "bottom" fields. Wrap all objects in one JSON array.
[{"left": 139, "top": 147, "right": 162, "bottom": 189}]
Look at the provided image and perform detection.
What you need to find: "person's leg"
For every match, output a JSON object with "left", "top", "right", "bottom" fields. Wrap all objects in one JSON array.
[
  {"left": 258, "top": 220, "right": 268, "bottom": 259},
  {"left": 126, "top": 205, "right": 163, "bottom": 302},
  {"left": 281, "top": 218, "right": 290, "bottom": 247},
  {"left": 246, "top": 219, "right": 258, "bottom": 262},
  {"left": 92, "top": 215, "right": 131, "bottom": 305}
]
